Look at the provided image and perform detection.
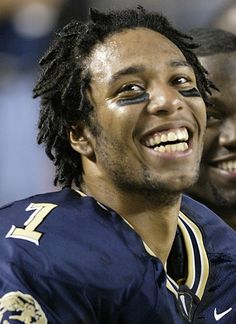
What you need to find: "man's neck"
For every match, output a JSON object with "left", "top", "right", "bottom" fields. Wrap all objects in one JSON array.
[{"left": 80, "top": 179, "right": 182, "bottom": 265}]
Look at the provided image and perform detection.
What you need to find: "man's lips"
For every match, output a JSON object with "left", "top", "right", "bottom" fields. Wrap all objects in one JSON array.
[
  {"left": 210, "top": 155, "right": 236, "bottom": 173},
  {"left": 140, "top": 126, "right": 191, "bottom": 154},
  {"left": 140, "top": 120, "right": 194, "bottom": 138}
]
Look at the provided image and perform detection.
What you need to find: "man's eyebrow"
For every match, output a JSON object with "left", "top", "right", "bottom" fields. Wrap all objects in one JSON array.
[
  {"left": 108, "top": 61, "right": 193, "bottom": 85},
  {"left": 109, "top": 65, "right": 145, "bottom": 84},
  {"left": 169, "top": 60, "right": 193, "bottom": 69}
]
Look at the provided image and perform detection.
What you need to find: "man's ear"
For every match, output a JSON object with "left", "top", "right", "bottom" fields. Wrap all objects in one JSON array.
[{"left": 69, "top": 124, "right": 95, "bottom": 158}]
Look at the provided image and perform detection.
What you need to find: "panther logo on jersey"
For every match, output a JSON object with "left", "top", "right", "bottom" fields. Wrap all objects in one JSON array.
[{"left": 0, "top": 291, "right": 47, "bottom": 323}]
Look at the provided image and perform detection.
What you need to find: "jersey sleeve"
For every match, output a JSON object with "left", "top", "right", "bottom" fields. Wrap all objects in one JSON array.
[
  {"left": 0, "top": 195, "right": 101, "bottom": 323},
  {"left": 0, "top": 265, "right": 101, "bottom": 323}
]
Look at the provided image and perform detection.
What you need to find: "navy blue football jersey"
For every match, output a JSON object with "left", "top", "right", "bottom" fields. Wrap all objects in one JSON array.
[{"left": 0, "top": 188, "right": 235, "bottom": 323}]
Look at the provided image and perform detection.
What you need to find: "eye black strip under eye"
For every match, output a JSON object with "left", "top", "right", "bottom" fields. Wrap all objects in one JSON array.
[
  {"left": 117, "top": 93, "right": 149, "bottom": 106},
  {"left": 179, "top": 88, "right": 201, "bottom": 97}
]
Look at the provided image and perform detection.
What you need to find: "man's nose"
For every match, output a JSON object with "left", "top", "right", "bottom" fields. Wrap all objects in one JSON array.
[
  {"left": 219, "top": 115, "right": 236, "bottom": 149},
  {"left": 147, "top": 84, "right": 184, "bottom": 116}
]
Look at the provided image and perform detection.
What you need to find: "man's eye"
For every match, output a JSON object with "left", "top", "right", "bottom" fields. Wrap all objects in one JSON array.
[
  {"left": 172, "top": 76, "right": 190, "bottom": 85},
  {"left": 119, "top": 84, "right": 144, "bottom": 93},
  {"left": 116, "top": 84, "right": 148, "bottom": 106}
]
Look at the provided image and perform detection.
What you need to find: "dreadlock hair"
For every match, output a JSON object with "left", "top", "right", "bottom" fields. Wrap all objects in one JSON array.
[
  {"left": 33, "top": 6, "right": 213, "bottom": 188},
  {"left": 189, "top": 28, "right": 236, "bottom": 56}
]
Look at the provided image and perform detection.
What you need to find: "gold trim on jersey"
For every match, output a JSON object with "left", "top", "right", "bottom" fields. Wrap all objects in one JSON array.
[
  {"left": 178, "top": 215, "right": 195, "bottom": 290},
  {"left": 179, "top": 211, "right": 209, "bottom": 300},
  {"left": 166, "top": 211, "right": 209, "bottom": 301},
  {"left": 72, "top": 186, "right": 87, "bottom": 197}
]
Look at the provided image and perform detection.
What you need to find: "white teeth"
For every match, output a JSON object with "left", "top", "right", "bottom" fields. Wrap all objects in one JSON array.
[
  {"left": 154, "top": 142, "right": 188, "bottom": 153},
  {"left": 161, "top": 134, "right": 168, "bottom": 142},
  {"left": 167, "top": 132, "right": 177, "bottom": 142},
  {"left": 176, "top": 129, "right": 183, "bottom": 139},
  {"left": 144, "top": 127, "right": 189, "bottom": 147},
  {"left": 218, "top": 160, "right": 236, "bottom": 172},
  {"left": 149, "top": 138, "right": 155, "bottom": 146},
  {"left": 154, "top": 137, "right": 161, "bottom": 145},
  {"left": 156, "top": 145, "right": 165, "bottom": 153}
]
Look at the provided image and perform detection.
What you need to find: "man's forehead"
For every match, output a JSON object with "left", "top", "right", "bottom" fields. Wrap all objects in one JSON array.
[
  {"left": 90, "top": 27, "right": 182, "bottom": 57},
  {"left": 87, "top": 27, "right": 186, "bottom": 78}
]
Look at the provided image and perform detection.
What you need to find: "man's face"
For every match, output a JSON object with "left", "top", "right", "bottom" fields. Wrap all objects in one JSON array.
[
  {"left": 189, "top": 52, "right": 236, "bottom": 210},
  {"left": 83, "top": 28, "right": 206, "bottom": 195}
]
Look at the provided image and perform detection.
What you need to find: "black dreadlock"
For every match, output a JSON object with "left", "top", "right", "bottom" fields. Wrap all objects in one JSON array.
[
  {"left": 33, "top": 7, "right": 213, "bottom": 188},
  {"left": 189, "top": 28, "right": 236, "bottom": 56}
]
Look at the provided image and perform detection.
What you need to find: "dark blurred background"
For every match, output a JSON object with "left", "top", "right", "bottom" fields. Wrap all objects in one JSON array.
[{"left": 1, "top": 0, "right": 236, "bottom": 205}]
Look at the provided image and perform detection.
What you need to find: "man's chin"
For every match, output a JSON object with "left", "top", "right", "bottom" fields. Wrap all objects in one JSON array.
[
  {"left": 166, "top": 175, "right": 199, "bottom": 193},
  {"left": 142, "top": 177, "right": 197, "bottom": 198}
]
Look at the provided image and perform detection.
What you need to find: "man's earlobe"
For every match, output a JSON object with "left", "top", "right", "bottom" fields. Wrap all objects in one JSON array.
[{"left": 69, "top": 125, "right": 94, "bottom": 158}]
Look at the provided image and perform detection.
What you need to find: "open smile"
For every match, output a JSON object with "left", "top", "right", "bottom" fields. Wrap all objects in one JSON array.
[
  {"left": 217, "top": 160, "right": 236, "bottom": 172},
  {"left": 208, "top": 156, "right": 236, "bottom": 183},
  {"left": 141, "top": 127, "right": 191, "bottom": 154},
  {"left": 210, "top": 157, "right": 236, "bottom": 176}
]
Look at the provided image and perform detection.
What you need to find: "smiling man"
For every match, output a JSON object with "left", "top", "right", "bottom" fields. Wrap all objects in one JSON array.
[
  {"left": 0, "top": 8, "right": 235, "bottom": 324},
  {"left": 187, "top": 28, "right": 236, "bottom": 231}
]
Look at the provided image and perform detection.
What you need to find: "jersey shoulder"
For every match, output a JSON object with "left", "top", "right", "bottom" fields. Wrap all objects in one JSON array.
[
  {"left": 0, "top": 188, "right": 90, "bottom": 243},
  {"left": 0, "top": 188, "right": 149, "bottom": 289}
]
